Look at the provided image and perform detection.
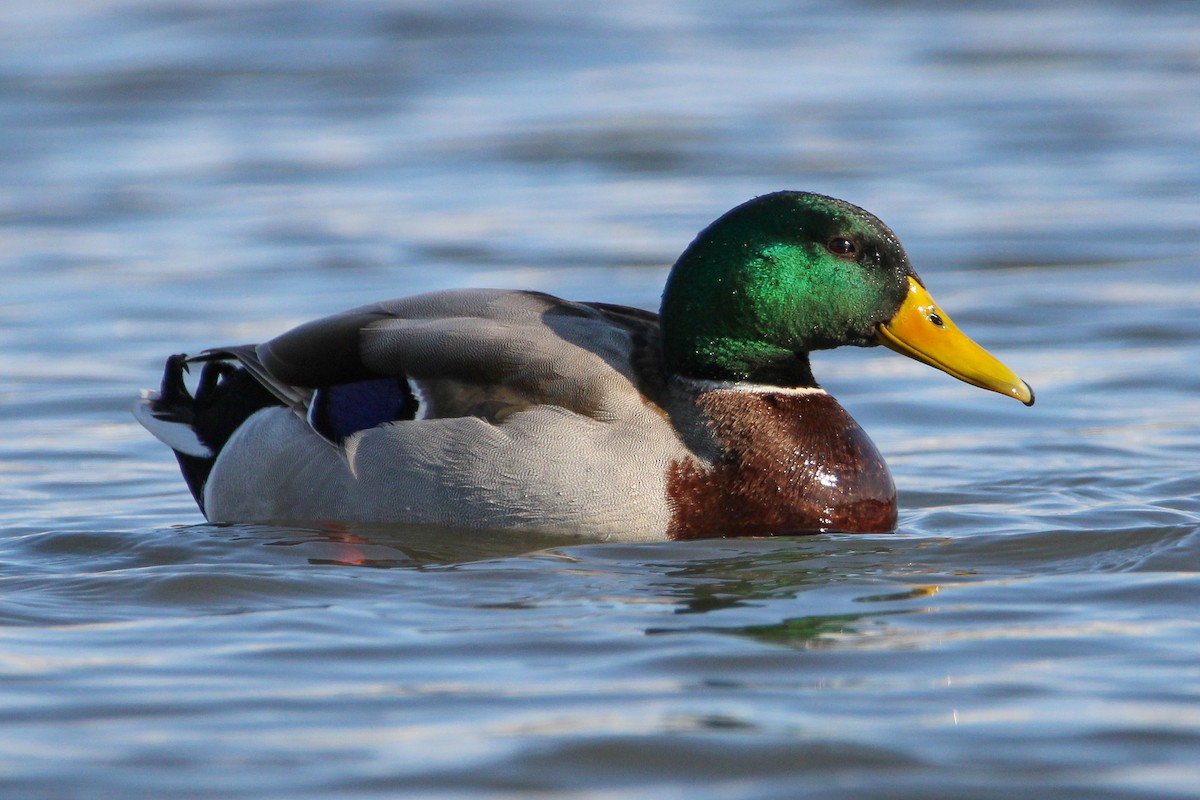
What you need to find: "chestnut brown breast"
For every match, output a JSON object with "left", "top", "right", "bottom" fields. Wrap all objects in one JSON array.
[{"left": 666, "top": 390, "right": 896, "bottom": 539}]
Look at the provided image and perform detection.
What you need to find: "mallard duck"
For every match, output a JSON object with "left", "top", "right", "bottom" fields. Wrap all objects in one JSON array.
[{"left": 136, "top": 191, "right": 1032, "bottom": 540}]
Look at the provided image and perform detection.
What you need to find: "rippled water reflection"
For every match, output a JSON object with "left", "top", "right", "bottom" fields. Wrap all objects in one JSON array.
[{"left": 3, "top": 1, "right": 1200, "bottom": 798}]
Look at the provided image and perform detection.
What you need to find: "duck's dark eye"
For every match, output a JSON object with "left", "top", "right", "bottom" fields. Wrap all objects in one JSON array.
[{"left": 827, "top": 237, "right": 857, "bottom": 257}]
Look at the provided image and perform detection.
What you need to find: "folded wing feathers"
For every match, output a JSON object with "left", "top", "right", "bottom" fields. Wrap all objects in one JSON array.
[
  {"left": 360, "top": 295, "right": 653, "bottom": 419},
  {"left": 151, "top": 289, "right": 661, "bottom": 436}
]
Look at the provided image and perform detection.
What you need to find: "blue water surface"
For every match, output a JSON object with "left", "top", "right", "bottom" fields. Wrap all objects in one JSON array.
[{"left": 2, "top": 2, "right": 1200, "bottom": 798}]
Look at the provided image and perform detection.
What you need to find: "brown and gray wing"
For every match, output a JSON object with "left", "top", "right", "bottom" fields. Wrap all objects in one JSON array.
[
  {"left": 357, "top": 290, "right": 666, "bottom": 420},
  {"left": 212, "top": 288, "right": 666, "bottom": 422}
]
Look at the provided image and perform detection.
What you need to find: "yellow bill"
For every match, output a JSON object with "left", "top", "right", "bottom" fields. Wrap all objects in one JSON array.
[{"left": 877, "top": 277, "right": 1034, "bottom": 406}]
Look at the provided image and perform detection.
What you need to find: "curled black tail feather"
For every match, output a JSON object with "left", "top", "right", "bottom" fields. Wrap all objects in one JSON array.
[{"left": 154, "top": 354, "right": 284, "bottom": 513}]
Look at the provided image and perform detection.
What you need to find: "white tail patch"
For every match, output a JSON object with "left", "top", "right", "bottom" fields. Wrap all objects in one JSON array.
[{"left": 133, "top": 393, "right": 213, "bottom": 458}]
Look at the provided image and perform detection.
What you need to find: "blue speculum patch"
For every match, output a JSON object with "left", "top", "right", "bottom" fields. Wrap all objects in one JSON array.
[{"left": 309, "top": 378, "right": 416, "bottom": 443}]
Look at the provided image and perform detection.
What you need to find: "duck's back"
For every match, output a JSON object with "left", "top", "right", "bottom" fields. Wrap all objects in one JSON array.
[{"left": 141, "top": 289, "right": 693, "bottom": 538}]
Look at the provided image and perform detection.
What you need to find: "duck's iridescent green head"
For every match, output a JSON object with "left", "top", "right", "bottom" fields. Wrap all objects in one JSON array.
[{"left": 660, "top": 191, "right": 1033, "bottom": 404}]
